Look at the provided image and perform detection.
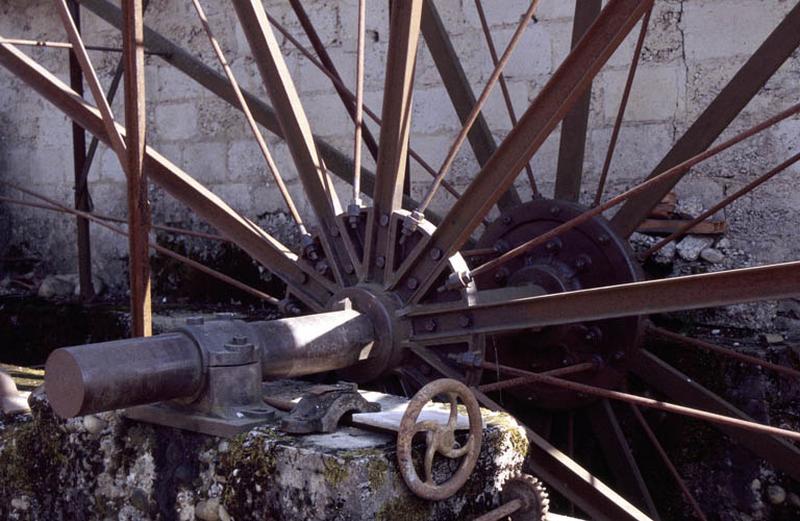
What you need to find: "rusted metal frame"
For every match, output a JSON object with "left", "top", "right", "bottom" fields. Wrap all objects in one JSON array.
[
  {"left": 472, "top": 0, "right": 538, "bottom": 197},
  {"left": 593, "top": 6, "right": 652, "bottom": 207},
  {"left": 231, "top": 0, "right": 354, "bottom": 287},
  {"left": 0, "top": 194, "right": 279, "bottom": 305},
  {"left": 611, "top": 2, "right": 800, "bottom": 237},
  {"left": 287, "top": 0, "right": 378, "bottom": 164},
  {"left": 66, "top": 0, "right": 94, "bottom": 300},
  {"left": 409, "top": 344, "right": 653, "bottom": 521},
  {"left": 122, "top": 0, "right": 152, "bottom": 336},
  {"left": 189, "top": 0, "right": 307, "bottom": 236},
  {"left": 362, "top": 0, "right": 424, "bottom": 282},
  {"left": 0, "top": 41, "right": 333, "bottom": 310},
  {"left": 391, "top": 0, "right": 653, "bottom": 303},
  {"left": 416, "top": 0, "right": 542, "bottom": 216},
  {"left": 644, "top": 151, "right": 800, "bottom": 258},
  {"left": 553, "top": 0, "right": 602, "bottom": 203},
  {"left": 469, "top": 101, "right": 800, "bottom": 279},
  {"left": 420, "top": 0, "right": 522, "bottom": 210},
  {"left": 630, "top": 350, "right": 800, "bottom": 481},
  {"left": 630, "top": 405, "right": 708, "bottom": 521},
  {"left": 406, "top": 259, "right": 800, "bottom": 343},
  {"left": 76, "top": 0, "right": 432, "bottom": 224},
  {"left": 586, "top": 400, "right": 661, "bottom": 519},
  {"left": 649, "top": 325, "right": 800, "bottom": 380},
  {"left": 477, "top": 362, "right": 594, "bottom": 393},
  {"left": 266, "top": 16, "right": 466, "bottom": 206}
]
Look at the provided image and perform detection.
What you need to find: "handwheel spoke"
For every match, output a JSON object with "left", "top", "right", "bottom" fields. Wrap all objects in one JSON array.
[
  {"left": 554, "top": 0, "right": 602, "bottom": 203},
  {"left": 0, "top": 41, "right": 333, "bottom": 310},
  {"left": 231, "top": 0, "right": 354, "bottom": 285},
  {"left": 424, "top": 432, "right": 437, "bottom": 484},
  {"left": 610, "top": 1, "right": 800, "bottom": 237},
  {"left": 405, "top": 260, "right": 800, "bottom": 342},
  {"left": 446, "top": 392, "right": 459, "bottom": 430},
  {"left": 629, "top": 350, "right": 800, "bottom": 480},
  {"left": 391, "top": 0, "right": 653, "bottom": 303},
  {"left": 363, "top": 0, "right": 424, "bottom": 281}
]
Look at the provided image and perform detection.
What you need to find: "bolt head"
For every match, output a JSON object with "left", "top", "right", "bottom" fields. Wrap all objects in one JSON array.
[
  {"left": 549, "top": 206, "right": 561, "bottom": 216},
  {"left": 344, "top": 264, "right": 355, "bottom": 274},
  {"left": 501, "top": 215, "right": 513, "bottom": 225},
  {"left": 597, "top": 233, "right": 610, "bottom": 245},
  {"left": 406, "top": 277, "right": 419, "bottom": 290},
  {"left": 379, "top": 214, "right": 390, "bottom": 227},
  {"left": 458, "top": 315, "right": 472, "bottom": 328},
  {"left": 430, "top": 247, "right": 443, "bottom": 261},
  {"left": 424, "top": 319, "right": 437, "bottom": 332},
  {"left": 331, "top": 226, "right": 340, "bottom": 237},
  {"left": 375, "top": 256, "right": 386, "bottom": 268}
]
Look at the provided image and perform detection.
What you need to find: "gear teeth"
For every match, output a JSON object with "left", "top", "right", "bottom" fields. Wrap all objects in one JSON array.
[{"left": 502, "top": 473, "right": 549, "bottom": 521}]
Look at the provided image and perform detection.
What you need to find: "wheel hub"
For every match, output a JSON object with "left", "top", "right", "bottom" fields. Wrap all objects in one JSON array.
[{"left": 474, "top": 199, "right": 644, "bottom": 409}]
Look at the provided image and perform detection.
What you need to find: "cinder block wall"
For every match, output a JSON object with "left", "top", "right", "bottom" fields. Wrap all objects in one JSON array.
[{"left": 0, "top": 0, "right": 798, "bottom": 294}]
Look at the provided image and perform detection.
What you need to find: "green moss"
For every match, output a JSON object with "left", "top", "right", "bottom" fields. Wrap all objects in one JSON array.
[
  {"left": 376, "top": 496, "right": 432, "bottom": 521},
  {"left": 0, "top": 411, "right": 66, "bottom": 495},
  {"left": 322, "top": 456, "right": 348, "bottom": 487},
  {"left": 220, "top": 431, "right": 279, "bottom": 516},
  {"left": 366, "top": 458, "right": 389, "bottom": 490}
]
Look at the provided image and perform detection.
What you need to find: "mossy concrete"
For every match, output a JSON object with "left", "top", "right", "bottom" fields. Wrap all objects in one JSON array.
[{"left": 0, "top": 386, "right": 528, "bottom": 520}]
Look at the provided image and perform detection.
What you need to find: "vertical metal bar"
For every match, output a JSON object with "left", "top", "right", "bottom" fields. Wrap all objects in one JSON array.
[
  {"left": 554, "top": 0, "right": 601, "bottom": 202},
  {"left": 351, "top": 0, "right": 367, "bottom": 207},
  {"left": 122, "top": 0, "right": 152, "bottom": 337},
  {"left": 67, "top": 0, "right": 94, "bottom": 300}
]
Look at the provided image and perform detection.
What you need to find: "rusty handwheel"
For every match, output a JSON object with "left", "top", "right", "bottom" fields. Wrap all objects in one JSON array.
[{"left": 396, "top": 378, "right": 483, "bottom": 501}]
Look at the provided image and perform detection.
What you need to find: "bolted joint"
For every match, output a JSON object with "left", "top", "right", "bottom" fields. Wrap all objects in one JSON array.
[
  {"left": 278, "top": 298, "right": 303, "bottom": 316},
  {"left": 347, "top": 202, "right": 362, "bottom": 229},
  {"left": 301, "top": 234, "right": 320, "bottom": 261},
  {"left": 438, "top": 270, "right": 473, "bottom": 293},
  {"left": 399, "top": 209, "right": 424, "bottom": 243}
]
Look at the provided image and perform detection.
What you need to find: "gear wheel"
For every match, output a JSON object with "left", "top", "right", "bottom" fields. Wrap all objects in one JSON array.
[{"left": 502, "top": 474, "right": 549, "bottom": 521}]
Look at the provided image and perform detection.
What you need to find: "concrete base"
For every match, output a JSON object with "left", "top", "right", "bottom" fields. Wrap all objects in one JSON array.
[{"left": 0, "top": 383, "right": 529, "bottom": 521}]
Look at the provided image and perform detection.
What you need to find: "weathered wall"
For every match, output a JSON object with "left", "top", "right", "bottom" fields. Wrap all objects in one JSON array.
[{"left": 0, "top": 0, "right": 798, "bottom": 296}]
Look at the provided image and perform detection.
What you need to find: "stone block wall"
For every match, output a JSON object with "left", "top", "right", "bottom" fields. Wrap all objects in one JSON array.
[{"left": 0, "top": 0, "right": 798, "bottom": 296}]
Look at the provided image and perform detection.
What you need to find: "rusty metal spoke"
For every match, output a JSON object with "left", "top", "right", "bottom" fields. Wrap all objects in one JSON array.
[
  {"left": 391, "top": 0, "right": 653, "bottom": 303},
  {"left": 363, "top": 0, "right": 423, "bottom": 281},
  {"left": 0, "top": 40, "right": 333, "bottom": 309},
  {"left": 554, "top": 0, "right": 602, "bottom": 203},
  {"left": 406, "top": 260, "right": 800, "bottom": 342},
  {"left": 477, "top": 362, "right": 595, "bottom": 393},
  {"left": 593, "top": 5, "right": 652, "bottom": 207},
  {"left": 648, "top": 325, "right": 800, "bottom": 380},
  {"left": 189, "top": 0, "right": 307, "bottom": 235},
  {"left": 643, "top": 151, "right": 800, "bottom": 258},
  {"left": 473, "top": 0, "right": 538, "bottom": 197},
  {"left": 469, "top": 101, "right": 800, "bottom": 279},
  {"left": 231, "top": 0, "right": 354, "bottom": 286},
  {"left": 415, "top": 0, "right": 542, "bottom": 216},
  {"left": 630, "top": 405, "right": 708, "bottom": 521},
  {"left": 610, "top": 2, "right": 800, "bottom": 237},
  {"left": 630, "top": 350, "right": 800, "bottom": 481}
]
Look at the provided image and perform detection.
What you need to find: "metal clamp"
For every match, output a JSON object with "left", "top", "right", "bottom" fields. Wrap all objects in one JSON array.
[
  {"left": 396, "top": 378, "right": 483, "bottom": 501},
  {"left": 281, "top": 383, "right": 380, "bottom": 434}
]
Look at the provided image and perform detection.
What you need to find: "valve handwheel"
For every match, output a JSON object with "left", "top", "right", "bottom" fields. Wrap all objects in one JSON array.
[{"left": 397, "top": 378, "right": 483, "bottom": 500}]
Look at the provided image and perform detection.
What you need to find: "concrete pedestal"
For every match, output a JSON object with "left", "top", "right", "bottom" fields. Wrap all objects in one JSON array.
[{"left": 0, "top": 383, "right": 528, "bottom": 521}]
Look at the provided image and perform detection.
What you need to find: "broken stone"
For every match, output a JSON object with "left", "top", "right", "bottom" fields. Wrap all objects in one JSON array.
[
  {"left": 761, "top": 333, "right": 784, "bottom": 345},
  {"left": 716, "top": 237, "right": 731, "bottom": 250},
  {"left": 767, "top": 485, "right": 786, "bottom": 505},
  {"left": 82, "top": 414, "right": 108, "bottom": 434},
  {"left": 700, "top": 247, "right": 725, "bottom": 264},
  {"left": 676, "top": 236, "right": 715, "bottom": 261},
  {"left": 195, "top": 498, "right": 220, "bottom": 521},
  {"left": 37, "top": 274, "right": 78, "bottom": 299},
  {"left": 653, "top": 241, "right": 676, "bottom": 265}
]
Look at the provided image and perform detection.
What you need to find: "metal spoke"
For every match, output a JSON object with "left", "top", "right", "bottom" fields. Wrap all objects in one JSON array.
[
  {"left": 648, "top": 325, "right": 800, "bottom": 380},
  {"left": 415, "top": 0, "right": 542, "bottom": 216},
  {"left": 363, "top": 0, "right": 423, "bottom": 281},
  {"left": 643, "top": 151, "right": 800, "bottom": 258},
  {"left": 630, "top": 405, "right": 709, "bottom": 521},
  {"left": 0, "top": 194, "right": 279, "bottom": 305},
  {"left": 593, "top": 6, "right": 652, "bottom": 207},
  {"left": 231, "top": 0, "right": 354, "bottom": 285},
  {"left": 554, "top": 0, "right": 602, "bottom": 203},
  {"left": 630, "top": 350, "right": 800, "bottom": 481},
  {"left": 409, "top": 344, "right": 653, "bottom": 521},
  {"left": 474, "top": 0, "right": 538, "bottom": 197},
  {"left": 0, "top": 40, "right": 333, "bottom": 309},
  {"left": 587, "top": 400, "right": 661, "bottom": 518},
  {"left": 477, "top": 362, "right": 595, "bottom": 393},
  {"left": 189, "top": 0, "right": 307, "bottom": 235},
  {"left": 350, "top": 0, "right": 367, "bottom": 208},
  {"left": 610, "top": 2, "right": 800, "bottom": 237},
  {"left": 469, "top": 101, "right": 800, "bottom": 279},
  {"left": 391, "top": 0, "right": 653, "bottom": 303},
  {"left": 406, "top": 260, "right": 800, "bottom": 343}
]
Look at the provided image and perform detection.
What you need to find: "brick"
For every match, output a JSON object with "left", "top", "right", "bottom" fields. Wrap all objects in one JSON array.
[
  {"left": 601, "top": 65, "right": 685, "bottom": 123},
  {"left": 155, "top": 102, "right": 198, "bottom": 141}
]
